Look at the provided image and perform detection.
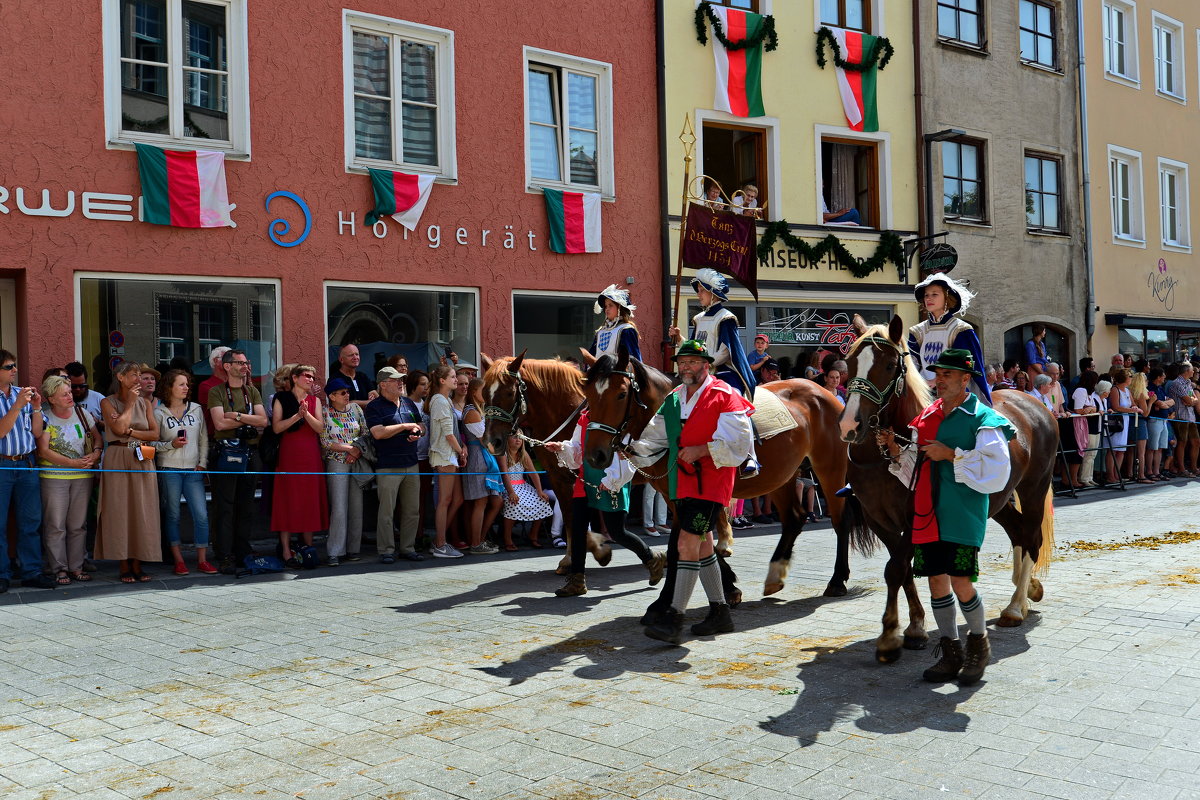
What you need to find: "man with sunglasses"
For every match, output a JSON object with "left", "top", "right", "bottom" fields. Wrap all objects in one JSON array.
[
  {"left": 65, "top": 361, "right": 104, "bottom": 423},
  {"left": 0, "top": 350, "right": 56, "bottom": 591},
  {"left": 207, "top": 349, "right": 269, "bottom": 574},
  {"left": 624, "top": 340, "right": 754, "bottom": 644}
]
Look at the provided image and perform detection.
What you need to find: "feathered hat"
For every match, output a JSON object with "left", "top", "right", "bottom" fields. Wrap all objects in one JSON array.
[
  {"left": 689, "top": 268, "right": 730, "bottom": 302},
  {"left": 913, "top": 272, "right": 974, "bottom": 316},
  {"left": 595, "top": 284, "right": 636, "bottom": 316}
]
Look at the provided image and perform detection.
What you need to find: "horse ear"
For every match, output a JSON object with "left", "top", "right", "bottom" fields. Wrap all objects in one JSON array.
[
  {"left": 852, "top": 314, "right": 869, "bottom": 334},
  {"left": 509, "top": 349, "right": 527, "bottom": 373},
  {"left": 579, "top": 348, "right": 597, "bottom": 367},
  {"left": 888, "top": 314, "right": 905, "bottom": 344},
  {"left": 480, "top": 353, "right": 494, "bottom": 371}
]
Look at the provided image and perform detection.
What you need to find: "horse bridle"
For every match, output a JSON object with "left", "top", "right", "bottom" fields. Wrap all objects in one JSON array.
[
  {"left": 845, "top": 335, "right": 913, "bottom": 461},
  {"left": 585, "top": 368, "right": 648, "bottom": 440},
  {"left": 484, "top": 366, "right": 586, "bottom": 447}
]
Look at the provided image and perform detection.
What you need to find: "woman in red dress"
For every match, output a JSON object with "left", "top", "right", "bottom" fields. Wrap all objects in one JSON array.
[{"left": 271, "top": 364, "right": 328, "bottom": 565}]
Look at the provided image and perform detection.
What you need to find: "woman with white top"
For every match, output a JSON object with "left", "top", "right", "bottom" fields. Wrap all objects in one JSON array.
[
  {"left": 154, "top": 370, "right": 212, "bottom": 575},
  {"left": 1072, "top": 371, "right": 1101, "bottom": 487},
  {"left": 427, "top": 365, "right": 465, "bottom": 558},
  {"left": 1107, "top": 369, "right": 1135, "bottom": 483}
]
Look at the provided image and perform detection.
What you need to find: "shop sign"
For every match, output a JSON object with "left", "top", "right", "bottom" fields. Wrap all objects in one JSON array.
[
  {"left": 919, "top": 242, "right": 958, "bottom": 275},
  {"left": 757, "top": 308, "right": 880, "bottom": 354},
  {"left": 1148, "top": 258, "right": 1179, "bottom": 312}
]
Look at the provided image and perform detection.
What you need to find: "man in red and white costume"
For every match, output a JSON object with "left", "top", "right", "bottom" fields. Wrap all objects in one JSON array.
[{"left": 624, "top": 339, "right": 754, "bottom": 644}]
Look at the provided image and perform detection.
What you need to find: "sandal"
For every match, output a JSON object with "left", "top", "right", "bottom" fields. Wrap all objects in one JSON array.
[
  {"left": 54, "top": 571, "right": 71, "bottom": 586},
  {"left": 69, "top": 571, "right": 92, "bottom": 582},
  {"left": 131, "top": 567, "right": 152, "bottom": 583},
  {"left": 119, "top": 568, "right": 135, "bottom": 584}
]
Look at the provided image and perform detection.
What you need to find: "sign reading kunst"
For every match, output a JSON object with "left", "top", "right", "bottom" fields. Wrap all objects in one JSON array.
[{"left": 682, "top": 202, "right": 758, "bottom": 298}]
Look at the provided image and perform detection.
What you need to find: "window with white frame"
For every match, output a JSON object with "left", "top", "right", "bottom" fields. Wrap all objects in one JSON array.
[
  {"left": 1159, "top": 159, "right": 1190, "bottom": 248},
  {"left": 525, "top": 49, "right": 614, "bottom": 197},
  {"left": 104, "top": 0, "right": 249, "bottom": 151},
  {"left": 1108, "top": 147, "right": 1144, "bottom": 243},
  {"left": 344, "top": 13, "right": 455, "bottom": 178},
  {"left": 1153, "top": 13, "right": 1185, "bottom": 99},
  {"left": 1102, "top": 1, "right": 1138, "bottom": 82}
]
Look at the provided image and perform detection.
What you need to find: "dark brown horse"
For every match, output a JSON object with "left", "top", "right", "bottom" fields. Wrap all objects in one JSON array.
[
  {"left": 838, "top": 315, "right": 1057, "bottom": 663},
  {"left": 579, "top": 347, "right": 875, "bottom": 604},
  {"left": 480, "top": 353, "right": 741, "bottom": 597}
]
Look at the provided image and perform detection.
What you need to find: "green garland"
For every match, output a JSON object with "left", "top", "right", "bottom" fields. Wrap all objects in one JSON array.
[
  {"left": 756, "top": 221, "right": 904, "bottom": 279},
  {"left": 815, "top": 27, "right": 894, "bottom": 72},
  {"left": 694, "top": 3, "right": 779, "bottom": 52}
]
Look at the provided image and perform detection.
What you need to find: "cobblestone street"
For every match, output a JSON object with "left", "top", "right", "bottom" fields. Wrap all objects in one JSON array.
[{"left": 1, "top": 483, "right": 1198, "bottom": 800}]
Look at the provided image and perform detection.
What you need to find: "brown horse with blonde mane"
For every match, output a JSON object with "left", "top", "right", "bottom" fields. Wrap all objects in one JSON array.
[
  {"left": 579, "top": 346, "right": 876, "bottom": 618},
  {"left": 838, "top": 315, "right": 1057, "bottom": 663}
]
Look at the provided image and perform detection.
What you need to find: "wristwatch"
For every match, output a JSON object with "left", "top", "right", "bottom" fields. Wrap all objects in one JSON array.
[{"left": 236, "top": 412, "right": 242, "bottom": 422}]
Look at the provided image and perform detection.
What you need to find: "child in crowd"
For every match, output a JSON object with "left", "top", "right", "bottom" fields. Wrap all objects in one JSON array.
[{"left": 500, "top": 434, "right": 553, "bottom": 550}]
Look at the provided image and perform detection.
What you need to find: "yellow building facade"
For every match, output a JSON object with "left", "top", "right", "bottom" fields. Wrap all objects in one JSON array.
[
  {"left": 665, "top": 1, "right": 921, "bottom": 373},
  {"left": 1083, "top": 1, "right": 1200, "bottom": 362}
]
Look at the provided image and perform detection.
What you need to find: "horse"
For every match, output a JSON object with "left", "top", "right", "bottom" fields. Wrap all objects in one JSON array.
[
  {"left": 838, "top": 314, "right": 1058, "bottom": 664},
  {"left": 480, "top": 352, "right": 743, "bottom": 599},
  {"left": 579, "top": 347, "right": 875, "bottom": 608}
]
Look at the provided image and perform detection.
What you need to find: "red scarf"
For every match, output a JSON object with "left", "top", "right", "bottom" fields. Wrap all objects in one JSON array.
[{"left": 909, "top": 401, "right": 945, "bottom": 544}]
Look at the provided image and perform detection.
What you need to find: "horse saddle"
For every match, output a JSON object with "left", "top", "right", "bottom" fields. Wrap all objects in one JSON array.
[{"left": 751, "top": 386, "right": 798, "bottom": 441}]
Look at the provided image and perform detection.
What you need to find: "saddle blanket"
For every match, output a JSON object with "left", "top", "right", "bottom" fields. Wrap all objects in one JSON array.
[{"left": 752, "top": 385, "right": 797, "bottom": 440}]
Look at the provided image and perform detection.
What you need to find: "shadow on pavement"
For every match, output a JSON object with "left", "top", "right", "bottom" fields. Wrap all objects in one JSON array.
[
  {"left": 475, "top": 587, "right": 869, "bottom": 685},
  {"left": 761, "top": 612, "right": 1041, "bottom": 746}
]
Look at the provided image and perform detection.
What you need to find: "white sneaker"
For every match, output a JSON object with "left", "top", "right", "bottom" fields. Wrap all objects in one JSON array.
[
  {"left": 431, "top": 543, "right": 464, "bottom": 558},
  {"left": 468, "top": 542, "right": 499, "bottom": 555},
  {"left": 643, "top": 527, "right": 660, "bottom": 537}
]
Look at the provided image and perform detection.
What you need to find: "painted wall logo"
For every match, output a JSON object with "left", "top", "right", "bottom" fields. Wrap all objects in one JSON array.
[{"left": 1148, "top": 258, "right": 1179, "bottom": 311}]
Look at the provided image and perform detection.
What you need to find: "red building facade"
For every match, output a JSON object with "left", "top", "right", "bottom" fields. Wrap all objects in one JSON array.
[{"left": 0, "top": 1, "right": 661, "bottom": 385}]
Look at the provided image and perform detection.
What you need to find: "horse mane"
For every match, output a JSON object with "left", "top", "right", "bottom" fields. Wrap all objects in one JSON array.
[
  {"left": 485, "top": 355, "right": 583, "bottom": 399},
  {"left": 850, "top": 323, "right": 933, "bottom": 424}
]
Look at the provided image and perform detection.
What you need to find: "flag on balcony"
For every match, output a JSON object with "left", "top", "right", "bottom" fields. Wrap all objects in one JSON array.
[
  {"left": 364, "top": 168, "right": 436, "bottom": 230},
  {"left": 543, "top": 188, "right": 602, "bottom": 253},
  {"left": 135, "top": 143, "right": 233, "bottom": 227},
  {"left": 830, "top": 28, "right": 880, "bottom": 132},
  {"left": 709, "top": 7, "right": 767, "bottom": 118},
  {"left": 682, "top": 202, "right": 758, "bottom": 299}
]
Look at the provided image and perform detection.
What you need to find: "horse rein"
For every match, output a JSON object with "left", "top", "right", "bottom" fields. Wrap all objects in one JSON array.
[
  {"left": 483, "top": 367, "right": 586, "bottom": 448},
  {"left": 585, "top": 368, "right": 648, "bottom": 440},
  {"left": 845, "top": 335, "right": 914, "bottom": 463}
]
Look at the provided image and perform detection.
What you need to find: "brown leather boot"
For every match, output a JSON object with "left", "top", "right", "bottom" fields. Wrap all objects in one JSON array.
[
  {"left": 958, "top": 633, "right": 991, "bottom": 685},
  {"left": 922, "top": 636, "right": 965, "bottom": 682},
  {"left": 554, "top": 574, "right": 587, "bottom": 597},
  {"left": 690, "top": 602, "right": 734, "bottom": 636},
  {"left": 644, "top": 551, "right": 667, "bottom": 586}
]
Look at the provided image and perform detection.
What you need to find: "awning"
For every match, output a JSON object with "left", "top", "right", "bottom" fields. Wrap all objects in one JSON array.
[{"left": 1104, "top": 314, "right": 1200, "bottom": 331}]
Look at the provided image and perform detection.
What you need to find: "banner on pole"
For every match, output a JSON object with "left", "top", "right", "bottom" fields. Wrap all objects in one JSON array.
[{"left": 681, "top": 202, "right": 758, "bottom": 299}]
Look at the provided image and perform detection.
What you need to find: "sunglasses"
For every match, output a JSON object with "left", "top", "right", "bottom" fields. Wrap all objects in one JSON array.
[{"left": 0, "top": 363, "right": 16, "bottom": 371}]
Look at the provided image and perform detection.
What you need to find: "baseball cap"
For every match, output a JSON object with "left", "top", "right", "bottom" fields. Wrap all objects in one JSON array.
[{"left": 376, "top": 366, "right": 404, "bottom": 383}]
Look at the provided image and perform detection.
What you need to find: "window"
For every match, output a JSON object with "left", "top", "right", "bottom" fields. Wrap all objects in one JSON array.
[
  {"left": 714, "top": 0, "right": 760, "bottom": 10},
  {"left": 1153, "top": 14, "right": 1185, "bottom": 100},
  {"left": 343, "top": 13, "right": 456, "bottom": 179},
  {"left": 1024, "top": 153, "right": 1063, "bottom": 232},
  {"left": 77, "top": 276, "right": 278, "bottom": 389},
  {"left": 1102, "top": 1, "right": 1138, "bottom": 82},
  {"left": 820, "top": 0, "right": 870, "bottom": 32},
  {"left": 819, "top": 134, "right": 884, "bottom": 227},
  {"left": 937, "top": 0, "right": 983, "bottom": 47},
  {"left": 513, "top": 294, "right": 595, "bottom": 361},
  {"left": 942, "top": 139, "right": 986, "bottom": 222},
  {"left": 702, "top": 121, "right": 771, "bottom": 218},
  {"left": 104, "top": 0, "right": 249, "bottom": 152},
  {"left": 1159, "top": 159, "right": 1190, "bottom": 248},
  {"left": 1018, "top": 0, "right": 1056, "bottom": 69},
  {"left": 326, "top": 284, "right": 477, "bottom": 374},
  {"left": 1108, "top": 146, "right": 1144, "bottom": 243},
  {"left": 525, "top": 49, "right": 613, "bottom": 197}
]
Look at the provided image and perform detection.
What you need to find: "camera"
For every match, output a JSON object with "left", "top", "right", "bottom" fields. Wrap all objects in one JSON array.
[{"left": 235, "top": 425, "right": 258, "bottom": 440}]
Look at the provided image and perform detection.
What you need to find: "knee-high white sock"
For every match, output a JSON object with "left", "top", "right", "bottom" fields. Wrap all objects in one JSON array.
[
  {"left": 671, "top": 560, "right": 700, "bottom": 613},
  {"left": 959, "top": 591, "right": 986, "bottom": 636},
  {"left": 697, "top": 554, "right": 725, "bottom": 604},
  {"left": 931, "top": 593, "right": 959, "bottom": 640}
]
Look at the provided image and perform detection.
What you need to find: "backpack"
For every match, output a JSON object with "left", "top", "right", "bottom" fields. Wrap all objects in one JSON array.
[
  {"left": 297, "top": 545, "right": 319, "bottom": 570},
  {"left": 237, "top": 554, "right": 287, "bottom": 577}
]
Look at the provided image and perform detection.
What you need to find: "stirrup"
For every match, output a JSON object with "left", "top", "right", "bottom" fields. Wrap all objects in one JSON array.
[
  {"left": 740, "top": 458, "right": 760, "bottom": 479},
  {"left": 834, "top": 483, "right": 854, "bottom": 498}
]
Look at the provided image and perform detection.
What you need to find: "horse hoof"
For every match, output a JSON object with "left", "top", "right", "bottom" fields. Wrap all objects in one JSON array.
[
  {"left": 763, "top": 582, "right": 783, "bottom": 596},
  {"left": 996, "top": 613, "right": 1024, "bottom": 628},
  {"left": 728, "top": 589, "right": 743, "bottom": 608},
  {"left": 823, "top": 582, "right": 847, "bottom": 598},
  {"left": 902, "top": 635, "right": 928, "bottom": 651},
  {"left": 876, "top": 647, "right": 902, "bottom": 664},
  {"left": 1028, "top": 578, "right": 1044, "bottom": 603},
  {"left": 715, "top": 546, "right": 732, "bottom": 558}
]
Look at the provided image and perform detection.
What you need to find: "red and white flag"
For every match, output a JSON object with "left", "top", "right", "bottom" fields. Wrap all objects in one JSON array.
[{"left": 364, "top": 168, "right": 436, "bottom": 230}]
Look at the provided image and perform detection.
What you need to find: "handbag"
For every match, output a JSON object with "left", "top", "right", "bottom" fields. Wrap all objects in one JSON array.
[
  {"left": 1104, "top": 414, "right": 1125, "bottom": 436},
  {"left": 213, "top": 439, "right": 250, "bottom": 472}
]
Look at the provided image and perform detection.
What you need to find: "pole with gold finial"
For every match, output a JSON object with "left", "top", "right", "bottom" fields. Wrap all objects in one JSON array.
[{"left": 670, "top": 114, "right": 697, "bottom": 355}]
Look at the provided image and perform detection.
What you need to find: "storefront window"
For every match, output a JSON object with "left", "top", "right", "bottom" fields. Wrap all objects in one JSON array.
[
  {"left": 514, "top": 294, "right": 594, "bottom": 362},
  {"left": 78, "top": 276, "right": 278, "bottom": 391},
  {"left": 1147, "top": 329, "right": 1172, "bottom": 362},
  {"left": 754, "top": 305, "right": 891, "bottom": 378},
  {"left": 326, "top": 284, "right": 476, "bottom": 376},
  {"left": 1118, "top": 327, "right": 1144, "bottom": 359}
]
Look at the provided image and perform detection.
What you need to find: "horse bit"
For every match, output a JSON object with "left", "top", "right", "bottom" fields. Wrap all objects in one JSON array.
[{"left": 484, "top": 367, "right": 584, "bottom": 448}]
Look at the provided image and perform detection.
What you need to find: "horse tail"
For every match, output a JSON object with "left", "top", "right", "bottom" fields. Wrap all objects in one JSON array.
[
  {"left": 837, "top": 493, "right": 878, "bottom": 558},
  {"left": 1034, "top": 487, "right": 1055, "bottom": 576}
]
